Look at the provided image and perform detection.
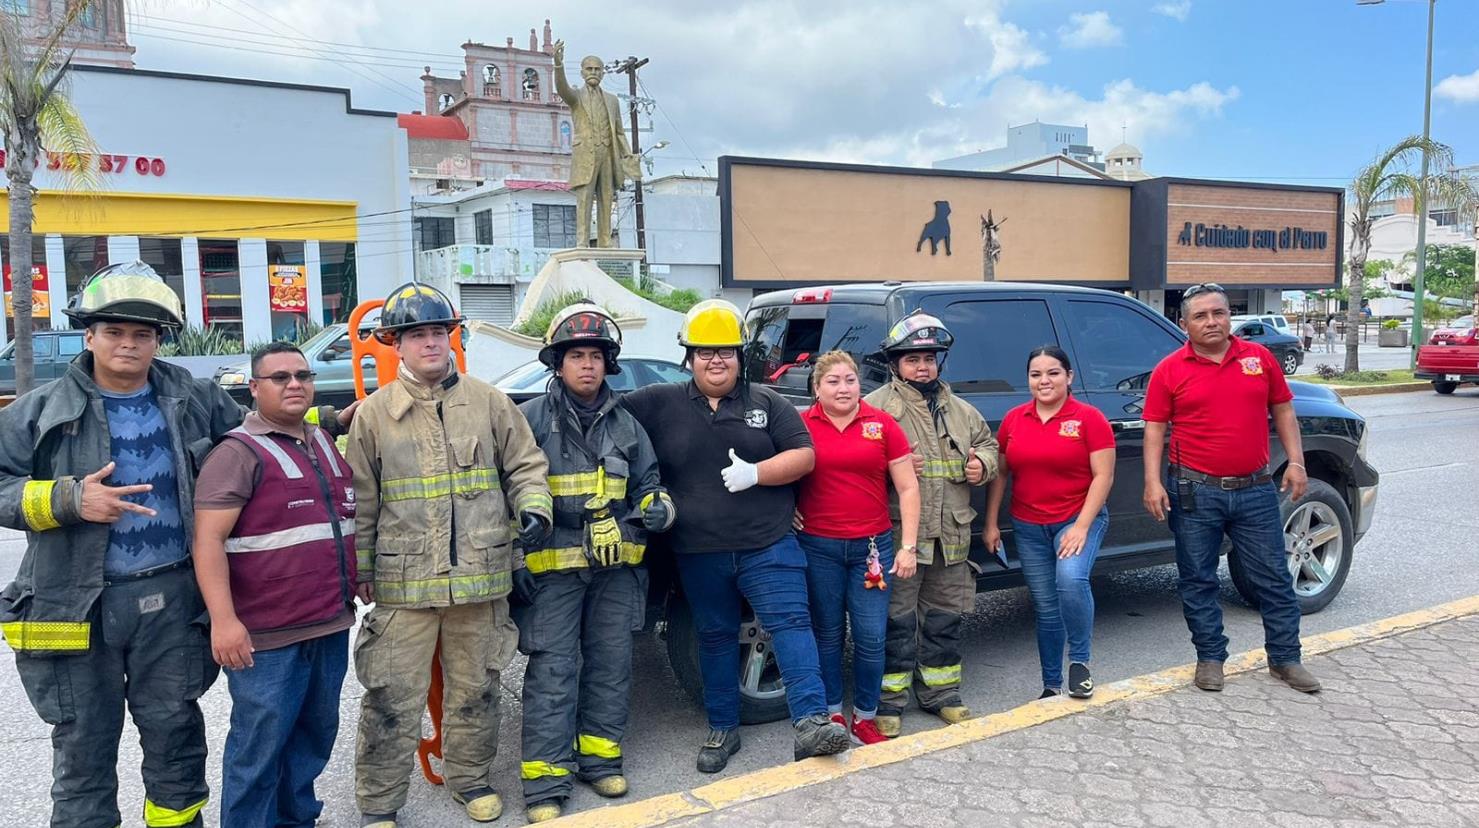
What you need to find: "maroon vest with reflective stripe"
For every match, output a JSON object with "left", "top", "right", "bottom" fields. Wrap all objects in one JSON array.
[{"left": 224, "top": 426, "right": 357, "bottom": 636}]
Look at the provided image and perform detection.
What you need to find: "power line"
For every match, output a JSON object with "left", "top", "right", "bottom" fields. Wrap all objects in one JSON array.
[
  {"left": 128, "top": 13, "right": 469, "bottom": 61},
  {"left": 129, "top": 29, "right": 464, "bottom": 73}
]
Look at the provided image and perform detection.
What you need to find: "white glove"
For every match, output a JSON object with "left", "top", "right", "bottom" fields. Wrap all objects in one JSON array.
[{"left": 721, "top": 448, "right": 759, "bottom": 493}]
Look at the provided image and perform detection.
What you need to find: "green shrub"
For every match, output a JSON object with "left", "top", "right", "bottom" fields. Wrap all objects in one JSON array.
[
  {"left": 613, "top": 275, "right": 702, "bottom": 314},
  {"left": 512, "top": 290, "right": 593, "bottom": 338},
  {"left": 1381, "top": 319, "right": 1400, "bottom": 330},
  {"left": 167, "top": 324, "right": 243, "bottom": 356}
]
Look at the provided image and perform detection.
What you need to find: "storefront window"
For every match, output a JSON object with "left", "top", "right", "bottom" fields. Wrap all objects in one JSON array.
[
  {"left": 319, "top": 242, "right": 357, "bottom": 325},
  {"left": 266, "top": 241, "right": 308, "bottom": 340},
  {"left": 62, "top": 235, "right": 108, "bottom": 301},
  {"left": 137, "top": 237, "right": 187, "bottom": 309},
  {"left": 198, "top": 239, "right": 243, "bottom": 342},
  {"left": 0, "top": 234, "right": 50, "bottom": 340}
]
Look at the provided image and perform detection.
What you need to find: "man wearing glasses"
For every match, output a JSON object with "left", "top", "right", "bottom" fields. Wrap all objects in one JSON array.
[
  {"left": 1142, "top": 283, "right": 1320, "bottom": 694},
  {"left": 622, "top": 300, "right": 849, "bottom": 774},
  {"left": 192, "top": 342, "right": 358, "bottom": 827}
]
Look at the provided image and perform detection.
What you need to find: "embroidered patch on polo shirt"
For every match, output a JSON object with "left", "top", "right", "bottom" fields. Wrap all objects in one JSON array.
[
  {"left": 1240, "top": 357, "right": 1264, "bottom": 376},
  {"left": 861, "top": 421, "right": 884, "bottom": 440},
  {"left": 744, "top": 409, "right": 768, "bottom": 429},
  {"left": 1058, "top": 419, "right": 1082, "bottom": 438}
]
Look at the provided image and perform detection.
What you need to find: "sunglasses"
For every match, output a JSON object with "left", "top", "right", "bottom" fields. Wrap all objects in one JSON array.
[
  {"left": 253, "top": 370, "right": 317, "bottom": 385},
  {"left": 1183, "top": 282, "right": 1226, "bottom": 299}
]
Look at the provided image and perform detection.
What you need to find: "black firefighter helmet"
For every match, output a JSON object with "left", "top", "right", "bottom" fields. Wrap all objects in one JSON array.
[
  {"left": 373, "top": 282, "right": 463, "bottom": 345},
  {"left": 538, "top": 301, "right": 623, "bottom": 375}
]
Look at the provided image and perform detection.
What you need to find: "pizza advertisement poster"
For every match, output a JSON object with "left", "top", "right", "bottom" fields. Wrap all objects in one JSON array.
[{"left": 268, "top": 264, "right": 308, "bottom": 313}]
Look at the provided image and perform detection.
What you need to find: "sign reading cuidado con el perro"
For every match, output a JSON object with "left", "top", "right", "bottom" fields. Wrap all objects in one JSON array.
[{"left": 1175, "top": 221, "right": 1329, "bottom": 253}]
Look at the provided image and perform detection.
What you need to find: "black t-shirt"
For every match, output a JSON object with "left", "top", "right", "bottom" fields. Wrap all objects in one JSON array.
[{"left": 622, "top": 381, "right": 812, "bottom": 554}]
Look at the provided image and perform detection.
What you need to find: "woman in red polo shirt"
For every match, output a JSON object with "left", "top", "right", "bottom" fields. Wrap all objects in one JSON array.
[
  {"left": 794, "top": 351, "right": 920, "bottom": 744},
  {"left": 984, "top": 345, "right": 1114, "bottom": 701}
]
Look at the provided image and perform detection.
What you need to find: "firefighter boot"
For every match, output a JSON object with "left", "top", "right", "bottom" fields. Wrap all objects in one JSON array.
[
  {"left": 590, "top": 775, "right": 629, "bottom": 798},
  {"left": 452, "top": 787, "right": 503, "bottom": 822},
  {"left": 526, "top": 801, "right": 563, "bottom": 823}
]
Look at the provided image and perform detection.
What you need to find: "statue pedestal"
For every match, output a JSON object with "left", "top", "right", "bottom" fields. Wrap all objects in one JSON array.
[{"left": 546, "top": 247, "right": 646, "bottom": 285}]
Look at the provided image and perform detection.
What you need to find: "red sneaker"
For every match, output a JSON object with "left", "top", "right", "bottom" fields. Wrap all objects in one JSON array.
[
  {"left": 829, "top": 712, "right": 847, "bottom": 729},
  {"left": 850, "top": 716, "right": 889, "bottom": 745}
]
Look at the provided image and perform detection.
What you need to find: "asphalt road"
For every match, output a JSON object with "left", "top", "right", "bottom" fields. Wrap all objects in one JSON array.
[{"left": 0, "top": 388, "right": 1474, "bottom": 826}]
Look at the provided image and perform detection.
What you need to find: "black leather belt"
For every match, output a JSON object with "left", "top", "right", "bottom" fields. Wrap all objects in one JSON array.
[
  {"left": 1169, "top": 465, "right": 1272, "bottom": 491},
  {"left": 103, "top": 557, "right": 192, "bottom": 586}
]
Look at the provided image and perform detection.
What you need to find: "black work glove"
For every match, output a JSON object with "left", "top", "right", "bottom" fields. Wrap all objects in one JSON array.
[
  {"left": 518, "top": 511, "right": 552, "bottom": 550},
  {"left": 511, "top": 567, "right": 539, "bottom": 606},
  {"left": 641, "top": 496, "right": 675, "bottom": 532}
]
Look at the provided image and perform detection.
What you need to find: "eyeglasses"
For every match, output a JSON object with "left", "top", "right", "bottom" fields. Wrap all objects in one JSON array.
[
  {"left": 1182, "top": 282, "right": 1226, "bottom": 299},
  {"left": 693, "top": 348, "right": 738, "bottom": 361},
  {"left": 253, "top": 370, "right": 317, "bottom": 385}
]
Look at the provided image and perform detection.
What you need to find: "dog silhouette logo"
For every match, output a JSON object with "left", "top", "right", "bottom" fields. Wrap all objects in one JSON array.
[{"left": 916, "top": 201, "right": 952, "bottom": 256}]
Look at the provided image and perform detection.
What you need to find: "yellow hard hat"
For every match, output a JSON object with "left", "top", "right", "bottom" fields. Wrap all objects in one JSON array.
[{"left": 678, "top": 299, "right": 744, "bottom": 348}]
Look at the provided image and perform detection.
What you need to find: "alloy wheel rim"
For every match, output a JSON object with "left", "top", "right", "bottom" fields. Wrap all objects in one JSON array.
[{"left": 1283, "top": 501, "right": 1343, "bottom": 597}]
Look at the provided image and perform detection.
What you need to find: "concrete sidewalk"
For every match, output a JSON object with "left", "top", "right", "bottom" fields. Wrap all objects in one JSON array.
[{"left": 564, "top": 598, "right": 1479, "bottom": 827}]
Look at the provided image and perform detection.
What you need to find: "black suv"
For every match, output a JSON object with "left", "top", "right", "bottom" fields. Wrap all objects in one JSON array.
[{"left": 656, "top": 282, "right": 1379, "bottom": 724}]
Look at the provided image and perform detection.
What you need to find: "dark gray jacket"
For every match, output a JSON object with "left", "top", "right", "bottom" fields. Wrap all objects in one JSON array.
[
  {"left": 518, "top": 381, "right": 668, "bottom": 574},
  {"left": 0, "top": 354, "right": 243, "bottom": 652}
]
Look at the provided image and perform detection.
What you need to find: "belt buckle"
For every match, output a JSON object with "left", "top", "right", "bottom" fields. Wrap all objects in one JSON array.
[{"left": 1219, "top": 477, "right": 1239, "bottom": 491}]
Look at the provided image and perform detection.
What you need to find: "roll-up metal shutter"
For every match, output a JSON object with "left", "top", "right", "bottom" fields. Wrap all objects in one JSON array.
[{"left": 459, "top": 284, "right": 516, "bottom": 325}]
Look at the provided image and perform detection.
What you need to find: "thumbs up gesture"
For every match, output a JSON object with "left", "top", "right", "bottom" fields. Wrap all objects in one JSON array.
[
  {"left": 721, "top": 448, "right": 760, "bottom": 493},
  {"left": 964, "top": 447, "right": 985, "bottom": 485}
]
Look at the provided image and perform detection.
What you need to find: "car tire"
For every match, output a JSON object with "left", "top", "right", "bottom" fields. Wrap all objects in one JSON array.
[
  {"left": 1433, "top": 381, "right": 1458, "bottom": 395},
  {"left": 664, "top": 597, "right": 791, "bottom": 725},
  {"left": 1281, "top": 351, "right": 1299, "bottom": 376},
  {"left": 1227, "top": 478, "right": 1353, "bottom": 614}
]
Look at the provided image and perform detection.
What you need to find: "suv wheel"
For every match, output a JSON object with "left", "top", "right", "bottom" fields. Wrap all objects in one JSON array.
[
  {"left": 1433, "top": 381, "right": 1458, "bottom": 395},
  {"left": 664, "top": 597, "right": 792, "bottom": 725},
  {"left": 1281, "top": 351, "right": 1299, "bottom": 376},
  {"left": 1228, "top": 478, "right": 1353, "bottom": 614}
]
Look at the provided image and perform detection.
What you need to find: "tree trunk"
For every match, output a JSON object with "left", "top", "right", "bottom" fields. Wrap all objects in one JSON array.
[
  {"left": 1345, "top": 241, "right": 1366, "bottom": 374},
  {"left": 7, "top": 131, "right": 39, "bottom": 397}
]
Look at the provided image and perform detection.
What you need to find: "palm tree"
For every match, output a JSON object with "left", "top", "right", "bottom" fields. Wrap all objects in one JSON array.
[
  {"left": 1, "top": 3, "right": 99, "bottom": 395},
  {"left": 1345, "top": 136, "right": 1475, "bottom": 372}
]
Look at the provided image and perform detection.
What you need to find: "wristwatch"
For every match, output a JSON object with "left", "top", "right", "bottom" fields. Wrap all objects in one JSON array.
[{"left": 898, "top": 545, "right": 918, "bottom": 555}]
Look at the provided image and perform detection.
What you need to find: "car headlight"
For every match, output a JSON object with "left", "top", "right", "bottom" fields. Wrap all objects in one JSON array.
[{"left": 218, "top": 371, "right": 246, "bottom": 386}]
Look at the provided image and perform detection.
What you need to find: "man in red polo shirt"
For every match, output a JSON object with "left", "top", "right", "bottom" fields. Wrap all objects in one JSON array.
[{"left": 1142, "top": 284, "right": 1319, "bottom": 694}]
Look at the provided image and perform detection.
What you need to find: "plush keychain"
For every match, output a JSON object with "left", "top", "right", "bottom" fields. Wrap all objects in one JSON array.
[{"left": 864, "top": 536, "right": 887, "bottom": 590}]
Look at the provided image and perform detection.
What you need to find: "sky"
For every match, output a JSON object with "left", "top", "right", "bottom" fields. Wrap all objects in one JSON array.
[{"left": 121, "top": 0, "right": 1479, "bottom": 185}]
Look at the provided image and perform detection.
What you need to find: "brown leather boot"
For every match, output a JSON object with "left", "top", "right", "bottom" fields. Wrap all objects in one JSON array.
[
  {"left": 1270, "top": 662, "right": 1322, "bottom": 693},
  {"left": 1194, "top": 661, "right": 1224, "bottom": 691}
]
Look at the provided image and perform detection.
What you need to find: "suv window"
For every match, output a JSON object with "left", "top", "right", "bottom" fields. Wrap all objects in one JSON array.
[
  {"left": 744, "top": 303, "right": 889, "bottom": 390},
  {"left": 920, "top": 298, "right": 1057, "bottom": 393},
  {"left": 1061, "top": 299, "right": 1182, "bottom": 391},
  {"left": 57, "top": 334, "right": 84, "bottom": 357},
  {"left": 1238, "top": 322, "right": 1266, "bottom": 337},
  {"left": 31, "top": 336, "right": 54, "bottom": 359}
]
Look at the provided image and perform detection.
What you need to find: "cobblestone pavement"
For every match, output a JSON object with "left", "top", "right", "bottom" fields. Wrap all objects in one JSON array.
[{"left": 664, "top": 614, "right": 1479, "bottom": 827}]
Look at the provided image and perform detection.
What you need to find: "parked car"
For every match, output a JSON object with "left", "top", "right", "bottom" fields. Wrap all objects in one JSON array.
[
  {"left": 651, "top": 282, "right": 1378, "bottom": 724},
  {"left": 492, "top": 356, "right": 691, "bottom": 405},
  {"left": 215, "top": 323, "right": 377, "bottom": 410},
  {"left": 1231, "top": 313, "right": 1292, "bottom": 336},
  {"left": 1231, "top": 320, "right": 1304, "bottom": 375},
  {"left": 0, "top": 329, "right": 87, "bottom": 395},
  {"left": 1417, "top": 314, "right": 1479, "bottom": 395}
]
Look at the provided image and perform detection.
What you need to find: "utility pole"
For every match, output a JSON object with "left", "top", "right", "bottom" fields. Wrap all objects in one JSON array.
[
  {"left": 613, "top": 56, "right": 650, "bottom": 255},
  {"left": 1410, "top": 0, "right": 1435, "bottom": 366}
]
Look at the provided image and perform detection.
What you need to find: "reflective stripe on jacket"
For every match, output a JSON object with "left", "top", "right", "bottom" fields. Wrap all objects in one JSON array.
[
  {"left": 864, "top": 377, "right": 999, "bottom": 565},
  {"left": 223, "top": 426, "right": 357, "bottom": 635},
  {"left": 346, "top": 366, "right": 552, "bottom": 608},
  {"left": 518, "top": 382, "right": 668, "bottom": 574},
  {"left": 0, "top": 353, "right": 245, "bottom": 652}
]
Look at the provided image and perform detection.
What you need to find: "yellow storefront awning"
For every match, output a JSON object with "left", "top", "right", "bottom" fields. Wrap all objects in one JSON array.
[{"left": 0, "top": 190, "right": 360, "bottom": 242}]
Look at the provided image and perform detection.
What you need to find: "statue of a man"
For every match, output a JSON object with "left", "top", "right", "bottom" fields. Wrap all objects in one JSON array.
[{"left": 553, "top": 39, "right": 640, "bottom": 248}]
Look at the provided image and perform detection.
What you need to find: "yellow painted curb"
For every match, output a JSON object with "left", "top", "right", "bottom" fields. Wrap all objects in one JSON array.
[
  {"left": 552, "top": 594, "right": 1479, "bottom": 827},
  {"left": 1326, "top": 381, "right": 1432, "bottom": 397}
]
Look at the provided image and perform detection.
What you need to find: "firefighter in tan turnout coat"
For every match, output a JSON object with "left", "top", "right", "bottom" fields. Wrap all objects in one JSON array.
[{"left": 347, "top": 283, "right": 553, "bottom": 827}]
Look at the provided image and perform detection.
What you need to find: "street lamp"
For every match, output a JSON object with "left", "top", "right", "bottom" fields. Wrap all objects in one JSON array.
[{"left": 1359, "top": 0, "right": 1436, "bottom": 366}]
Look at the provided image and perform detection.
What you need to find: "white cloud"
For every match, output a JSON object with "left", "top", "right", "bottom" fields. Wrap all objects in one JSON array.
[
  {"left": 1152, "top": 1, "right": 1192, "bottom": 23},
  {"left": 966, "top": 9, "right": 1049, "bottom": 80},
  {"left": 1059, "top": 11, "right": 1123, "bottom": 49},
  {"left": 1435, "top": 69, "right": 1479, "bottom": 103}
]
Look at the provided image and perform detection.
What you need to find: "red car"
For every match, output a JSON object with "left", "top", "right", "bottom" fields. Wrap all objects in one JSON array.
[{"left": 1416, "top": 315, "right": 1478, "bottom": 395}]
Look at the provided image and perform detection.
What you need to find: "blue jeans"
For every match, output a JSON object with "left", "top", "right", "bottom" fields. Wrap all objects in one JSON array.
[
  {"left": 675, "top": 533, "right": 828, "bottom": 729},
  {"left": 1167, "top": 478, "right": 1302, "bottom": 665},
  {"left": 1012, "top": 508, "right": 1108, "bottom": 689},
  {"left": 221, "top": 629, "right": 349, "bottom": 828},
  {"left": 798, "top": 531, "right": 894, "bottom": 716}
]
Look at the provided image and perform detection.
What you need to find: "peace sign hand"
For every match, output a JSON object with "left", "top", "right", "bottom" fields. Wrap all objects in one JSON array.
[{"left": 79, "top": 462, "right": 156, "bottom": 524}]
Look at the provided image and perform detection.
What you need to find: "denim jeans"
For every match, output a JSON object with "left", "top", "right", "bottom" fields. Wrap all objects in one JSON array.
[
  {"left": 797, "top": 531, "right": 894, "bottom": 716},
  {"left": 222, "top": 629, "right": 349, "bottom": 828},
  {"left": 1012, "top": 507, "right": 1108, "bottom": 689},
  {"left": 1167, "top": 478, "right": 1302, "bottom": 665},
  {"left": 675, "top": 533, "right": 828, "bottom": 729}
]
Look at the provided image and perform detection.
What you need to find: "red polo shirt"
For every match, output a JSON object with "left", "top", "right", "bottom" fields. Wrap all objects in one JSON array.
[
  {"left": 1144, "top": 336, "right": 1293, "bottom": 477},
  {"left": 998, "top": 396, "right": 1115, "bottom": 524},
  {"left": 797, "top": 401, "right": 911, "bottom": 539}
]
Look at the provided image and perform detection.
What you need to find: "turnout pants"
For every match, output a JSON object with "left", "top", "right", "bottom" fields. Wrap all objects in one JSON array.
[
  {"left": 879, "top": 541, "right": 976, "bottom": 716},
  {"left": 14, "top": 566, "right": 217, "bottom": 828},
  {"left": 516, "top": 566, "right": 645, "bottom": 806},
  {"left": 354, "top": 600, "right": 517, "bottom": 815}
]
